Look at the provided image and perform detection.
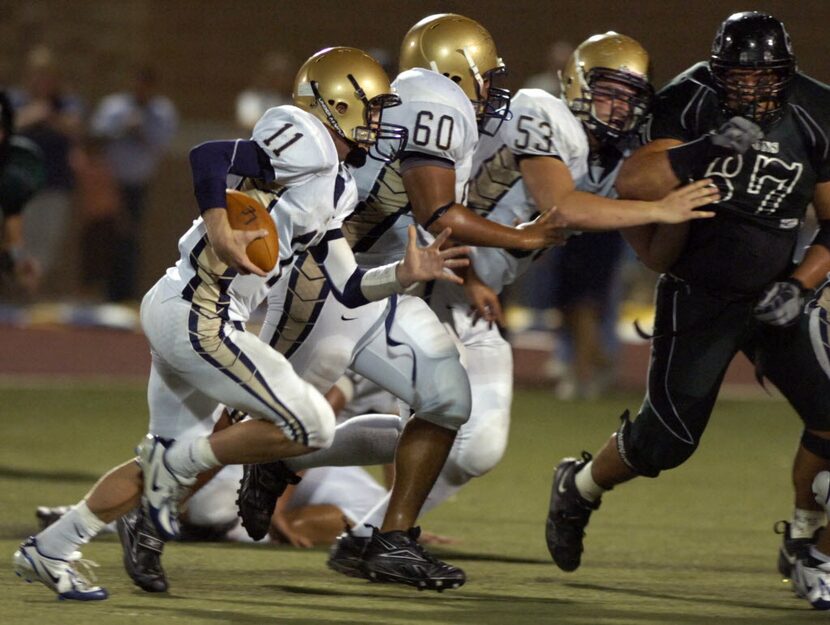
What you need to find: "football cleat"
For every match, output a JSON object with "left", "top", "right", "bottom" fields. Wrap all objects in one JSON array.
[
  {"left": 360, "top": 526, "right": 465, "bottom": 591},
  {"left": 546, "top": 452, "right": 601, "bottom": 572},
  {"left": 327, "top": 525, "right": 370, "bottom": 579},
  {"left": 13, "top": 536, "right": 108, "bottom": 601},
  {"left": 137, "top": 435, "right": 196, "bottom": 541},
  {"left": 117, "top": 506, "right": 168, "bottom": 592},
  {"left": 775, "top": 520, "right": 823, "bottom": 579},
  {"left": 236, "top": 460, "right": 301, "bottom": 541},
  {"left": 792, "top": 549, "right": 830, "bottom": 610}
]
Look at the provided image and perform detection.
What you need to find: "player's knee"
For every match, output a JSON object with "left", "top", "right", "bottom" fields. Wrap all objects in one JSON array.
[
  {"left": 414, "top": 360, "right": 471, "bottom": 430},
  {"left": 301, "top": 399, "right": 336, "bottom": 449},
  {"left": 453, "top": 414, "right": 508, "bottom": 478},
  {"left": 616, "top": 411, "right": 697, "bottom": 477}
]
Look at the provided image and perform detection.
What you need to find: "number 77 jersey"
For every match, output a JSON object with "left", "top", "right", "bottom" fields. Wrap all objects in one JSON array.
[{"left": 347, "top": 68, "right": 479, "bottom": 267}]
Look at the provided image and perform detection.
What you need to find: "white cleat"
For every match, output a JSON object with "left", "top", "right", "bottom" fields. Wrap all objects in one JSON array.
[
  {"left": 137, "top": 435, "right": 196, "bottom": 541},
  {"left": 13, "top": 537, "right": 108, "bottom": 601},
  {"left": 793, "top": 550, "right": 830, "bottom": 610}
]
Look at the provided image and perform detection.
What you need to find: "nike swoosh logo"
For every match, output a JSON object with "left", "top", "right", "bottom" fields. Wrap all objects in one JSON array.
[
  {"left": 557, "top": 479, "right": 568, "bottom": 495},
  {"left": 340, "top": 315, "right": 358, "bottom": 321},
  {"left": 73, "top": 523, "right": 86, "bottom": 540}
]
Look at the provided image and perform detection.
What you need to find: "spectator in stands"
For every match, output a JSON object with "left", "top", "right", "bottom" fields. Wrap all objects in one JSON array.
[
  {"left": 90, "top": 65, "right": 178, "bottom": 302},
  {"left": 9, "top": 46, "right": 82, "bottom": 279}
]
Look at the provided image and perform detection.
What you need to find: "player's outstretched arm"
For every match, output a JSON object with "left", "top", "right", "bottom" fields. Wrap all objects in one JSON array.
[
  {"left": 401, "top": 164, "right": 567, "bottom": 250},
  {"left": 519, "top": 155, "right": 718, "bottom": 232}
]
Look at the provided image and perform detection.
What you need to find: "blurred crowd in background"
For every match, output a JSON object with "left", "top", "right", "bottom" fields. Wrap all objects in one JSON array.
[{"left": 0, "top": 40, "right": 722, "bottom": 400}]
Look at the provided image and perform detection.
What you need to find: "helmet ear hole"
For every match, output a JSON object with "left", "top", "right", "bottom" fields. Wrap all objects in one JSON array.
[
  {"left": 450, "top": 75, "right": 462, "bottom": 84},
  {"left": 335, "top": 102, "right": 348, "bottom": 114}
]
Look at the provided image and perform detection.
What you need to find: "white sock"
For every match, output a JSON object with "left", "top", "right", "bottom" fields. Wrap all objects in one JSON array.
[
  {"left": 792, "top": 508, "right": 825, "bottom": 539},
  {"left": 575, "top": 460, "right": 606, "bottom": 503},
  {"left": 352, "top": 493, "right": 390, "bottom": 538},
  {"left": 36, "top": 500, "right": 107, "bottom": 559},
  {"left": 166, "top": 436, "right": 221, "bottom": 478},
  {"left": 284, "top": 414, "right": 403, "bottom": 472}
]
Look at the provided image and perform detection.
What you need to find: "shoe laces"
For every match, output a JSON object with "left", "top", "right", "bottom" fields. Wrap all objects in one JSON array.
[{"left": 67, "top": 551, "right": 101, "bottom": 586}]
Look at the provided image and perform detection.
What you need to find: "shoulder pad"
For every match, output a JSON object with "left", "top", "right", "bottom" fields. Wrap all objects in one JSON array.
[
  {"left": 252, "top": 105, "right": 338, "bottom": 185},
  {"left": 502, "top": 89, "right": 588, "bottom": 167},
  {"left": 386, "top": 68, "right": 478, "bottom": 163}
]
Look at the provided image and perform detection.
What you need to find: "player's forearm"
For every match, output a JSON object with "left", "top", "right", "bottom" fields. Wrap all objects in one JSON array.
[
  {"left": 429, "top": 204, "right": 528, "bottom": 249},
  {"left": 791, "top": 244, "right": 830, "bottom": 290},
  {"left": 556, "top": 191, "right": 662, "bottom": 230},
  {"left": 617, "top": 150, "right": 681, "bottom": 201}
]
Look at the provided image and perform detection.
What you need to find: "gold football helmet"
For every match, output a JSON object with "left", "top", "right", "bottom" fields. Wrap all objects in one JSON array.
[
  {"left": 293, "top": 47, "right": 406, "bottom": 162},
  {"left": 561, "top": 32, "right": 653, "bottom": 143},
  {"left": 399, "top": 13, "right": 510, "bottom": 132}
]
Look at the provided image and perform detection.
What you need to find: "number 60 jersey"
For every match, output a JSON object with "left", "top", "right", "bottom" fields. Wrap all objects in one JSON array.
[{"left": 347, "top": 68, "right": 479, "bottom": 267}]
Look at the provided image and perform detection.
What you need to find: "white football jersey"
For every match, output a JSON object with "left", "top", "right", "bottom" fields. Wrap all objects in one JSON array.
[
  {"left": 466, "top": 89, "right": 590, "bottom": 292},
  {"left": 160, "top": 106, "right": 357, "bottom": 321},
  {"left": 347, "top": 68, "right": 479, "bottom": 267}
]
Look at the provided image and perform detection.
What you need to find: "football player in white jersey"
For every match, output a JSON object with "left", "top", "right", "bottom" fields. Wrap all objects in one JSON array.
[
  {"left": 11, "top": 47, "right": 469, "bottom": 601},
  {"left": 235, "top": 14, "right": 575, "bottom": 592},
  {"left": 320, "top": 32, "right": 720, "bottom": 571}
]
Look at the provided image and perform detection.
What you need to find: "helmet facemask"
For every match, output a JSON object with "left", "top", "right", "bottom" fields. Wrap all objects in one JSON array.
[
  {"left": 710, "top": 62, "right": 794, "bottom": 126},
  {"left": 307, "top": 75, "right": 408, "bottom": 164},
  {"left": 570, "top": 68, "right": 653, "bottom": 144}
]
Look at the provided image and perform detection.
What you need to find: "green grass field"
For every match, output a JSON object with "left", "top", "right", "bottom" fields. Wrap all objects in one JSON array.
[{"left": 0, "top": 384, "right": 819, "bottom": 624}]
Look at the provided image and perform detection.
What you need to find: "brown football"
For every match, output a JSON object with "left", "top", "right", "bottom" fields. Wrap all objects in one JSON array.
[{"left": 225, "top": 189, "right": 279, "bottom": 272}]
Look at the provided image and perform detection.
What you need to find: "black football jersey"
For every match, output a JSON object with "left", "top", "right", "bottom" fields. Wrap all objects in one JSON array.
[{"left": 642, "top": 62, "right": 830, "bottom": 296}]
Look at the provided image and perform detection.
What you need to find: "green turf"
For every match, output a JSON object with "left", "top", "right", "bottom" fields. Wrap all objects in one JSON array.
[{"left": 0, "top": 385, "right": 819, "bottom": 623}]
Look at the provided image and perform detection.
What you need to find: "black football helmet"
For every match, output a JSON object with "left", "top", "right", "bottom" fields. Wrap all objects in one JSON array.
[{"left": 709, "top": 11, "right": 796, "bottom": 127}]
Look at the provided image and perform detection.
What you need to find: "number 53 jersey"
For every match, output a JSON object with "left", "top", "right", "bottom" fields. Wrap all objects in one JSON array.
[
  {"left": 347, "top": 68, "right": 479, "bottom": 267},
  {"left": 642, "top": 62, "right": 830, "bottom": 296}
]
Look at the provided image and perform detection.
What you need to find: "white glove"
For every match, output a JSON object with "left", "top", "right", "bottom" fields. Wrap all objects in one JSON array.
[
  {"left": 710, "top": 117, "right": 764, "bottom": 155},
  {"left": 753, "top": 279, "right": 808, "bottom": 327}
]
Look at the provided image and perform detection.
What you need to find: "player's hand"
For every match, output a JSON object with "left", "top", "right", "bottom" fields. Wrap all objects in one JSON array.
[
  {"left": 202, "top": 207, "right": 268, "bottom": 277},
  {"left": 464, "top": 268, "right": 505, "bottom": 328},
  {"left": 269, "top": 510, "right": 314, "bottom": 548},
  {"left": 753, "top": 278, "right": 809, "bottom": 327},
  {"left": 396, "top": 225, "right": 471, "bottom": 287},
  {"left": 709, "top": 116, "right": 764, "bottom": 155},
  {"left": 516, "top": 206, "right": 569, "bottom": 250},
  {"left": 654, "top": 179, "right": 719, "bottom": 223}
]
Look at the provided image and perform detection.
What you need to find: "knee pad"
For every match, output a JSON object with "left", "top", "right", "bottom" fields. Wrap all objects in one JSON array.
[
  {"left": 412, "top": 355, "right": 471, "bottom": 431},
  {"left": 802, "top": 430, "right": 830, "bottom": 460},
  {"left": 454, "top": 431, "right": 507, "bottom": 479}
]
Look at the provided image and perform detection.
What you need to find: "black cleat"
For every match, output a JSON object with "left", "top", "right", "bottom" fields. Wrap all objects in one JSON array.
[
  {"left": 546, "top": 452, "right": 601, "bottom": 572},
  {"left": 360, "top": 526, "right": 465, "bottom": 591},
  {"left": 775, "top": 520, "right": 823, "bottom": 579},
  {"left": 327, "top": 525, "right": 370, "bottom": 579},
  {"left": 35, "top": 506, "right": 71, "bottom": 530},
  {"left": 117, "top": 506, "right": 168, "bottom": 592},
  {"left": 236, "top": 461, "right": 301, "bottom": 541}
]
